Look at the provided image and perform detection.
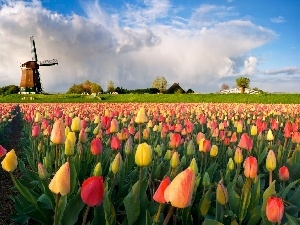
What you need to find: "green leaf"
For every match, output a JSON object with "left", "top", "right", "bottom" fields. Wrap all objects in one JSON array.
[
  {"left": 37, "top": 194, "right": 53, "bottom": 210},
  {"left": 258, "top": 148, "right": 268, "bottom": 165},
  {"left": 103, "top": 182, "right": 116, "bottom": 225},
  {"left": 249, "top": 176, "right": 261, "bottom": 213},
  {"left": 247, "top": 206, "right": 262, "bottom": 225},
  {"left": 227, "top": 183, "right": 240, "bottom": 216},
  {"left": 61, "top": 193, "right": 85, "bottom": 225},
  {"left": 238, "top": 178, "right": 252, "bottom": 224},
  {"left": 281, "top": 179, "right": 300, "bottom": 199},
  {"left": 69, "top": 158, "right": 78, "bottom": 195},
  {"left": 288, "top": 186, "right": 300, "bottom": 209},
  {"left": 285, "top": 213, "right": 298, "bottom": 225},
  {"left": 124, "top": 181, "right": 141, "bottom": 225},
  {"left": 203, "top": 218, "right": 224, "bottom": 225},
  {"left": 199, "top": 188, "right": 212, "bottom": 217}
]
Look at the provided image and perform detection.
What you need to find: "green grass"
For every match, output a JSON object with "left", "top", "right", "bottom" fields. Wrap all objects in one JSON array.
[{"left": 0, "top": 93, "right": 300, "bottom": 104}]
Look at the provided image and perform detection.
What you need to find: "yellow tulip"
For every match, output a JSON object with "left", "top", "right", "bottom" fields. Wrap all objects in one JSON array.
[
  {"left": 135, "top": 107, "right": 147, "bottom": 124},
  {"left": 1, "top": 149, "right": 18, "bottom": 172},
  {"left": 266, "top": 150, "right": 276, "bottom": 172},
  {"left": 49, "top": 162, "right": 70, "bottom": 196},
  {"left": 135, "top": 143, "right": 152, "bottom": 167},
  {"left": 111, "top": 152, "right": 123, "bottom": 175}
]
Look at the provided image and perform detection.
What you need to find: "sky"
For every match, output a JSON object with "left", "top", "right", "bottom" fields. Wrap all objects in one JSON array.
[{"left": 0, "top": 0, "right": 299, "bottom": 93}]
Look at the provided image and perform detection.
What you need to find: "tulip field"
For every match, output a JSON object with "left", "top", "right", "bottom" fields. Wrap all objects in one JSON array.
[{"left": 1, "top": 102, "right": 300, "bottom": 225}]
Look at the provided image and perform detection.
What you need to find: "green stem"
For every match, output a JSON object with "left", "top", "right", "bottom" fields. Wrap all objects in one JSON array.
[
  {"left": 82, "top": 205, "right": 90, "bottom": 225},
  {"left": 154, "top": 203, "right": 163, "bottom": 223},
  {"left": 53, "top": 194, "right": 60, "bottom": 225},
  {"left": 163, "top": 206, "right": 175, "bottom": 225},
  {"left": 55, "top": 145, "right": 59, "bottom": 172},
  {"left": 269, "top": 171, "right": 273, "bottom": 187},
  {"left": 139, "top": 124, "right": 142, "bottom": 144}
]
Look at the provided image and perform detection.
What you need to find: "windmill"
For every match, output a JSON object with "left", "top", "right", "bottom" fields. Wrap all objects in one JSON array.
[{"left": 20, "top": 36, "right": 58, "bottom": 94}]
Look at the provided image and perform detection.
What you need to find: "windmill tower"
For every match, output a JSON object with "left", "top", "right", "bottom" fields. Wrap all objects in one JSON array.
[{"left": 20, "top": 37, "right": 58, "bottom": 94}]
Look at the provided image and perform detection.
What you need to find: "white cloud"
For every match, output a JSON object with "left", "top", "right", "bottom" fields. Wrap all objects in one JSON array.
[
  {"left": 270, "top": 16, "right": 286, "bottom": 24},
  {"left": 1, "top": 0, "right": 297, "bottom": 93},
  {"left": 264, "top": 67, "right": 300, "bottom": 75}
]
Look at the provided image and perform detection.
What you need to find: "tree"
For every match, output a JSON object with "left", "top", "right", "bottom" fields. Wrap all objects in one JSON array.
[
  {"left": 0, "top": 85, "right": 20, "bottom": 94},
  {"left": 236, "top": 77, "right": 250, "bottom": 94},
  {"left": 107, "top": 80, "right": 115, "bottom": 93},
  {"left": 90, "top": 83, "right": 102, "bottom": 94},
  {"left": 151, "top": 76, "right": 167, "bottom": 92},
  {"left": 66, "top": 84, "right": 85, "bottom": 94},
  {"left": 221, "top": 84, "right": 229, "bottom": 90}
]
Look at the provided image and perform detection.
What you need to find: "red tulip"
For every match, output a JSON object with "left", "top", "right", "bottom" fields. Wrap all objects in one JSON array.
[
  {"left": 278, "top": 166, "right": 289, "bottom": 181},
  {"left": 101, "top": 116, "right": 111, "bottom": 130},
  {"left": 32, "top": 124, "right": 40, "bottom": 137},
  {"left": 90, "top": 138, "right": 102, "bottom": 155},
  {"left": 169, "top": 133, "right": 181, "bottom": 149},
  {"left": 153, "top": 177, "right": 171, "bottom": 203},
  {"left": 266, "top": 196, "right": 284, "bottom": 223},
  {"left": 81, "top": 176, "right": 104, "bottom": 207},
  {"left": 244, "top": 156, "right": 258, "bottom": 178},
  {"left": 110, "top": 135, "right": 121, "bottom": 150},
  {"left": 238, "top": 133, "right": 253, "bottom": 151},
  {"left": 0, "top": 145, "right": 7, "bottom": 158}
]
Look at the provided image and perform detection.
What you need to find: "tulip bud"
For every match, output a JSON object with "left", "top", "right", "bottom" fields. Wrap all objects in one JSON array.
[
  {"left": 216, "top": 181, "right": 228, "bottom": 205},
  {"left": 1, "top": 149, "right": 18, "bottom": 172},
  {"left": 135, "top": 143, "right": 152, "bottom": 167},
  {"left": 93, "top": 162, "right": 102, "bottom": 176},
  {"left": 111, "top": 152, "right": 123, "bottom": 175},
  {"left": 49, "top": 162, "right": 70, "bottom": 196},
  {"left": 189, "top": 158, "right": 198, "bottom": 174},
  {"left": 164, "top": 168, "right": 195, "bottom": 208},
  {"left": 0, "top": 145, "right": 7, "bottom": 158},
  {"left": 266, "top": 150, "right": 276, "bottom": 172},
  {"left": 227, "top": 158, "right": 234, "bottom": 171},
  {"left": 278, "top": 166, "right": 289, "bottom": 181},
  {"left": 135, "top": 107, "right": 147, "bottom": 124},
  {"left": 237, "top": 122, "right": 243, "bottom": 133},
  {"left": 266, "top": 197, "right": 284, "bottom": 223},
  {"left": 110, "top": 118, "right": 119, "bottom": 133},
  {"left": 250, "top": 125, "right": 257, "bottom": 136},
  {"left": 71, "top": 117, "right": 81, "bottom": 132},
  {"left": 202, "top": 172, "right": 210, "bottom": 188},
  {"left": 65, "top": 138, "right": 74, "bottom": 156},
  {"left": 266, "top": 129, "right": 274, "bottom": 141},
  {"left": 226, "top": 147, "right": 233, "bottom": 157},
  {"left": 67, "top": 131, "right": 76, "bottom": 145},
  {"left": 81, "top": 176, "right": 104, "bottom": 207},
  {"left": 153, "top": 177, "right": 171, "bottom": 203},
  {"left": 164, "top": 150, "right": 172, "bottom": 161},
  {"left": 124, "top": 137, "right": 133, "bottom": 155},
  {"left": 90, "top": 138, "right": 102, "bottom": 155},
  {"left": 50, "top": 119, "right": 66, "bottom": 145},
  {"left": 186, "top": 140, "right": 195, "bottom": 156},
  {"left": 210, "top": 145, "right": 218, "bottom": 157},
  {"left": 94, "top": 115, "right": 100, "bottom": 124},
  {"left": 234, "top": 147, "right": 243, "bottom": 164},
  {"left": 170, "top": 151, "right": 180, "bottom": 169},
  {"left": 243, "top": 156, "right": 258, "bottom": 178},
  {"left": 93, "top": 125, "right": 100, "bottom": 135},
  {"left": 79, "top": 128, "right": 87, "bottom": 143},
  {"left": 38, "top": 162, "right": 49, "bottom": 179}
]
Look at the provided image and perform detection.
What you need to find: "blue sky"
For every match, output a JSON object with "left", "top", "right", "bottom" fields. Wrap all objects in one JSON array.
[{"left": 0, "top": 0, "right": 299, "bottom": 93}]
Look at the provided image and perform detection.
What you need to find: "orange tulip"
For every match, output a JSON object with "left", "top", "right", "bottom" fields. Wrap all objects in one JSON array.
[
  {"left": 266, "top": 196, "right": 284, "bottom": 223},
  {"left": 164, "top": 168, "right": 195, "bottom": 208},
  {"left": 153, "top": 177, "right": 171, "bottom": 203},
  {"left": 50, "top": 118, "right": 66, "bottom": 145},
  {"left": 243, "top": 156, "right": 257, "bottom": 178},
  {"left": 169, "top": 133, "right": 181, "bottom": 149}
]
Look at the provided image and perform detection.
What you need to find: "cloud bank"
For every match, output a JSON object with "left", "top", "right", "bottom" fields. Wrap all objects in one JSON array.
[{"left": 0, "top": 0, "right": 298, "bottom": 93}]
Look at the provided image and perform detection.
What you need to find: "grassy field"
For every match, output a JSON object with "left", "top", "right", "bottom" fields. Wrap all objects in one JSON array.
[{"left": 0, "top": 93, "right": 300, "bottom": 104}]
